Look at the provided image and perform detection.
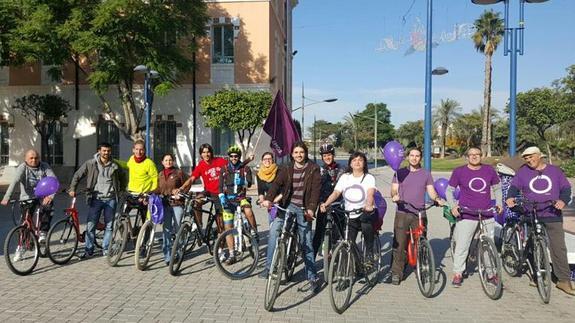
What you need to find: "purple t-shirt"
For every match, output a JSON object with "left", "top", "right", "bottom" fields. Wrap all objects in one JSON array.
[
  {"left": 449, "top": 164, "right": 500, "bottom": 220},
  {"left": 393, "top": 167, "right": 433, "bottom": 215},
  {"left": 510, "top": 164, "right": 571, "bottom": 219}
]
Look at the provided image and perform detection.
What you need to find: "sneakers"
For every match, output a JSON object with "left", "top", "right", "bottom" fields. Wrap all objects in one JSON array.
[
  {"left": 556, "top": 281, "right": 575, "bottom": 296},
  {"left": 225, "top": 254, "right": 237, "bottom": 266},
  {"left": 79, "top": 251, "right": 94, "bottom": 260},
  {"left": 13, "top": 246, "right": 24, "bottom": 262},
  {"left": 38, "top": 231, "right": 47, "bottom": 243},
  {"left": 218, "top": 249, "right": 228, "bottom": 263},
  {"left": 391, "top": 274, "right": 401, "bottom": 286},
  {"left": 487, "top": 274, "right": 500, "bottom": 286},
  {"left": 298, "top": 278, "right": 321, "bottom": 294},
  {"left": 258, "top": 269, "right": 269, "bottom": 279},
  {"left": 452, "top": 273, "right": 463, "bottom": 287}
]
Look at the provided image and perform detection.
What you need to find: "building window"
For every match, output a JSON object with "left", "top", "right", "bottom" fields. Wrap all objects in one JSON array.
[
  {"left": 97, "top": 119, "right": 120, "bottom": 160},
  {"left": 0, "top": 122, "right": 9, "bottom": 165},
  {"left": 41, "top": 121, "right": 63, "bottom": 165},
  {"left": 154, "top": 119, "right": 177, "bottom": 165},
  {"left": 212, "top": 24, "right": 234, "bottom": 64},
  {"left": 212, "top": 127, "right": 234, "bottom": 156}
]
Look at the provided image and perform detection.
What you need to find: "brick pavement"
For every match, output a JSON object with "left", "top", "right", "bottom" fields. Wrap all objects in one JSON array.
[{"left": 1, "top": 169, "right": 575, "bottom": 322}]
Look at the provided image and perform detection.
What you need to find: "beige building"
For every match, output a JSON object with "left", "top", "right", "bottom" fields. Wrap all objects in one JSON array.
[{"left": 0, "top": 0, "right": 296, "bottom": 182}]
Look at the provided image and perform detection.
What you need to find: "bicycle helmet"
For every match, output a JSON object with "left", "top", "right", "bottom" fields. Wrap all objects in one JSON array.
[
  {"left": 227, "top": 145, "right": 242, "bottom": 157},
  {"left": 319, "top": 143, "right": 335, "bottom": 155}
]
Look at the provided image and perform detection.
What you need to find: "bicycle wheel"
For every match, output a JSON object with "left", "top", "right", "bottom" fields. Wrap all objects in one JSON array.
[
  {"left": 213, "top": 228, "right": 259, "bottom": 280},
  {"left": 364, "top": 233, "right": 382, "bottom": 286},
  {"left": 11, "top": 204, "right": 21, "bottom": 227},
  {"left": 135, "top": 221, "right": 155, "bottom": 271},
  {"left": 477, "top": 237, "right": 503, "bottom": 300},
  {"left": 533, "top": 237, "right": 552, "bottom": 304},
  {"left": 107, "top": 218, "right": 129, "bottom": 267},
  {"left": 501, "top": 225, "right": 521, "bottom": 277},
  {"left": 328, "top": 242, "right": 354, "bottom": 314},
  {"left": 416, "top": 238, "right": 436, "bottom": 297},
  {"left": 169, "top": 221, "right": 197, "bottom": 276},
  {"left": 264, "top": 241, "right": 286, "bottom": 312},
  {"left": 47, "top": 218, "right": 79, "bottom": 265},
  {"left": 204, "top": 218, "right": 219, "bottom": 255},
  {"left": 284, "top": 234, "right": 299, "bottom": 282},
  {"left": 4, "top": 226, "right": 39, "bottom": 276}
]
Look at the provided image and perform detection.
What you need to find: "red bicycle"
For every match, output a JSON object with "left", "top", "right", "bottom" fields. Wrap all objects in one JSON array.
[
  {"left": 46, "top": 196, "right": 105, "bottom": 265},
  {"left": 397, "top": 200, "right": 437, "bottom": 298},
  {"left": 3, "top": 199, "right": 48, "bottom": 275}
]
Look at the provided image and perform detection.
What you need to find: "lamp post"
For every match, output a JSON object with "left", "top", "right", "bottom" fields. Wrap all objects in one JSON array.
[
  {"left": 472, "top": 0, "right": 550, "bottom": 156},
  {"left": 292, "top": 82, "right": 337, "bottom": 139},
  {"left": 423, "top": 0, "right": 434, "bottom": 171},
  {"left": 134, "top": 65, "right": 159, "bottom": 157}
]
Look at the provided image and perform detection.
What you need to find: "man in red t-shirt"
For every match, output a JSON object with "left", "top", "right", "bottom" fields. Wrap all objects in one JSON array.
[{"left": 177, "top": 144, "right": 227, "bottom": 231}]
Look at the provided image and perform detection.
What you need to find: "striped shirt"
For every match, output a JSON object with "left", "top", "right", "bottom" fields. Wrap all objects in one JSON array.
[{"left": 291, "top": 162, "right": 308, "bottom": 207}]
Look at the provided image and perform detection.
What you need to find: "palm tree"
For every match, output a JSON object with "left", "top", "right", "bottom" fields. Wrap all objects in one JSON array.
[
  {"left": 433, "top": 98, "right": 462, "bottom": 158},
  {"left": 472, "top": 10, "right": 504, "bottom": 157}
]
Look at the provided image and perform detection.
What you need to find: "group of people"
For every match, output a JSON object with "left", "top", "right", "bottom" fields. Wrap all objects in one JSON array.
[{"left": 2, "top": 140, "right": 574, "bottom": 296}]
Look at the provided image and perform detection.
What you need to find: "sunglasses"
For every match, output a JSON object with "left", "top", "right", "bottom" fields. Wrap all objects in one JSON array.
[{"left": 229, "top": 154, "right": 240, "bottom": 158}]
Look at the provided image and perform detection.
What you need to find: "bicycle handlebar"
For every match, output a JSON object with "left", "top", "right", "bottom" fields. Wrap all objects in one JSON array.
[
  {"left": 396, "top": 200, "right": 438, "bottom": 211},
  {"left": 459, "top": 206, "right": 499, "bottom": 216}
]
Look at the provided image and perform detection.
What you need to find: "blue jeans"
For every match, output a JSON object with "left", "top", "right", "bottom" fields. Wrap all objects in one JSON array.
[
  {"left": 162, "top": 205, "right": 183, "bottom": 262},
  {"left": 86, "top": 198, "right": 117, "bottom": 253},
  {"left": 265, "top": 203, "right": 317, "bottom": 281}
]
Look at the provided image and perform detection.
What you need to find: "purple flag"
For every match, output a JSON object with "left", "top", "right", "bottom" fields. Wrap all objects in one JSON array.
[{"left": 263, "top": 90, "right": 300, "bottom": 157}]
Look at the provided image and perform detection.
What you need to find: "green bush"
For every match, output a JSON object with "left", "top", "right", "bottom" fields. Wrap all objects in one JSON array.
[{"left": 560, "top": 158, "right": 575, "bottom": 178}]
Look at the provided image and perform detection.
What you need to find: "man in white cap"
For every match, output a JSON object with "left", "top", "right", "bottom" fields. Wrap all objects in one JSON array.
[{"left": 506, "top": 146, "right": 574, "bottom": 295}]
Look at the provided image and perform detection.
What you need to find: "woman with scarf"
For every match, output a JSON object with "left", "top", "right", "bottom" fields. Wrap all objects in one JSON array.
[
  {"left": 256, "top": 152, "right": 281, "bottom": 223},
  {"left": 155, "top": 153, "right": 187, "bottom": 265}
]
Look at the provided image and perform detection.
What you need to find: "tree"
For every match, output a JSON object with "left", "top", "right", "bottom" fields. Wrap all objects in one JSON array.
[
  {"left": 515, "top": 87, "right": 575, "bottom": 160},
  {"left": 10, "top": 94, "right": 71, "bottom": 158},
  {"left": 351, "top": 103, "right": 395, "bottom": 150},
  {"left": 472, "top": 9, "right": 504, "bottom": 157},
  {"left": 309, "top": 120, "right": 341, "bottom": 145},
  {"left": 451, "top": 111, "right": 482, "bottom": 155},
  {"left": 433, "top": 98, "right": 461, "bottom": 158},
  {"left": 5, "top": 1, "right": 209, "bottom": 141},
  {"left": 396, "top": 120, "right": 424, "bottom": 149},
  {"left": 201, "top": 90, "right": 273, "bottom": 153}
]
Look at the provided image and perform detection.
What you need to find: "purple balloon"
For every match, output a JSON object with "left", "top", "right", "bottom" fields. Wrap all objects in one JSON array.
[
  {"left": 453, "top": 187, "right": 461, "bottom": 200},
  {"left": 373, "top": 190, "right": 387, "bottom": 231},
  {"left": 383, "top": 141, "right": 405, "bottom": 171},
  {"left": 34, "top": 176, "right": 60, "bottom": 198},
  {"left": 434, "top": 178, "right": 449, "bottom": 200}
]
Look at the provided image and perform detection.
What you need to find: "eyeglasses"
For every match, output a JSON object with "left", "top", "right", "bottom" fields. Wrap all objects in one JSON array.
[
  {"left": 467, "top": 153, "right": 481, "bottom": 157},
  {"left": 229, "top": 154, "right": 240, "bottom": 158}
]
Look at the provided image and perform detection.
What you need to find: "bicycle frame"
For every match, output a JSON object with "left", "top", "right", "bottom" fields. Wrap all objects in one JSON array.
[
  {"left": 397, "top": 201, "right": 435, "bottom": 267},
  {"left": 65, "top": 197, "right": 83, "bottom": 243},
  {"left": 513, "top": 200, "right": 553, "bottom": 273}
]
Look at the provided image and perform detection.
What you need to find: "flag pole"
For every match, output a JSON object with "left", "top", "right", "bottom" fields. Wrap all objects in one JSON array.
[{"left": 250, "top": 123, "right": 265, "bottom": 157}]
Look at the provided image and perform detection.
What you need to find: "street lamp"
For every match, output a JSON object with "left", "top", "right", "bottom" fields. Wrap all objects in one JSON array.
[
  {"left": 472, "top": 0, "right": 550, "bottom": 156},
  {"left": 292, "top": 82, "right": 337, "bottom": 139},
  {"left": 134, "top": 65, "right": 159, "bottom": 157}
]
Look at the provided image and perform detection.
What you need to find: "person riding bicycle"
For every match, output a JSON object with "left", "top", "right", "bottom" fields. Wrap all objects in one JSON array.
[
  {"left": 505, "top": 146, "right": 575, "bottom": 296},
  {"left": 320, "top": 151, "right": 377, "bottom": 272},
  {"left": 126, "top": 140, "right": 158, "bottom": 231},
  {"left": 261, "top": 141, "right": 321, "bottom": 293},
  {"left": 1, "top": 149, "right": 57, "bottom": 243},
  {"left": 218, "top": 145, "right": 258, "bottom": 264},
  {"left": 390, "top": 147, "right": 443, "bottom": 286},
  {"left": 69, "top": 143, "right": 125, "bottom": 258},
  {"left": 446, "top": 147, "right": 502, "bottom": 287},
  {"left": 312, "top": 143, "right": 344, "bottom": 259}
]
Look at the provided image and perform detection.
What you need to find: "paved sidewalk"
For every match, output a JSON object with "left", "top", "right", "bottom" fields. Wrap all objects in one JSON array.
[{"left": 0, "top": 169, "right": 574, "bottom": 322}]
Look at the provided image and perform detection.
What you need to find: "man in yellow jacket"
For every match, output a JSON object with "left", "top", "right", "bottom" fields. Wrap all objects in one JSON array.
[{"left": 126, "top": 140, "right": 158, "bottom": 227}]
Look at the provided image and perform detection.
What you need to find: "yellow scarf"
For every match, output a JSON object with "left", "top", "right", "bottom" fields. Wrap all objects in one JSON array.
[{"left": 257, "top": 163, "right": 278, "bottom": 182}]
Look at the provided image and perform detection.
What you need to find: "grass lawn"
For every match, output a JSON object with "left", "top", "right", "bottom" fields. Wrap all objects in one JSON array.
[{"left": 426, "top": 157, "right": 505, "bottom": 172}]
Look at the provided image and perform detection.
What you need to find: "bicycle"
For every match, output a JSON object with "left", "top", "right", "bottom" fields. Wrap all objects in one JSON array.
[
  {"left": 106, "top": 192, "right": 148, "bottom": 267},
  {"left": 264, "top": 204, "right": 303, "bottom": 312},
  {"left": 169, "top": 191, "right": 219, "bottom": 276},
  {"left": 212, "top": 196, "right": 259, "bottom": 280},
  {"left": 328, "top": 206, "right": 382, "bottom": 314},
  {"left": 501, "top": 199, "right": 554, "bottom": 304},
  {"left": 458, "top": 206, "right": 503, "bottom": 300},
  {"left": 3, "top": 199, "right": 49, "bottom": 275},
  {"left": 46, "top": 195, "right": 105, "bottom": 265},
  {"left": 320, "top": 201, "right": 346, "bottom": 276},
  {"left": 395, "top": 200, "right": 437, "bottom": 298}
]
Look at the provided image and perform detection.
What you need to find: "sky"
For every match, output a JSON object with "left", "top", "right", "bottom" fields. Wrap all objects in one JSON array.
[{"left": 291, "top": 0, "right": 575, "bottom": 132}]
